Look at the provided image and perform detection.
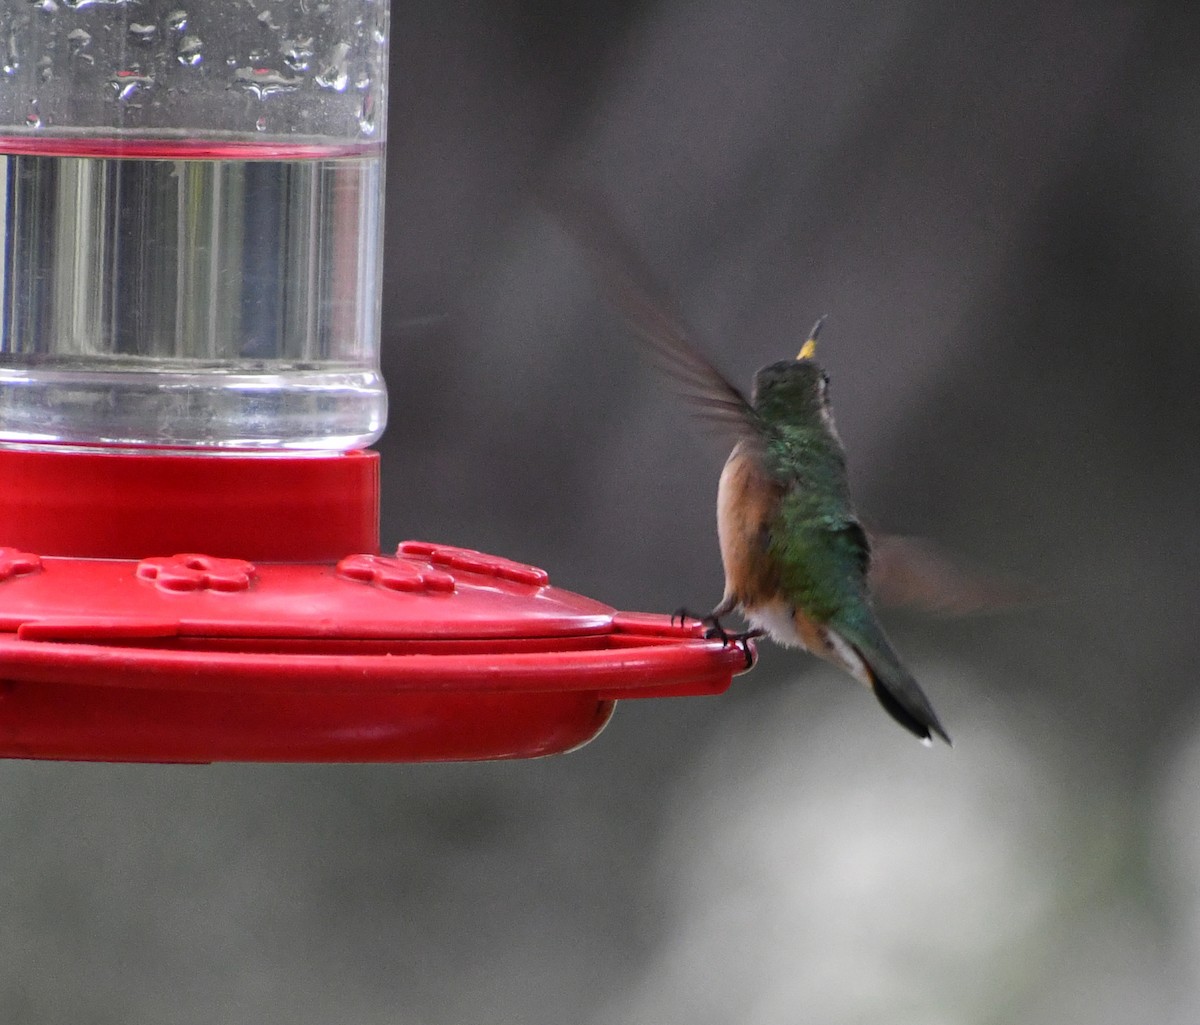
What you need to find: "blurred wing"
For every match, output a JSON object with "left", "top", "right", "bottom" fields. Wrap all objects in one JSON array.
[
  {"left": 549, "top": 189, "right": 763, "bottom": 445},
  {"left": 867, "top": 533, "right": 1027, "bottom": 616}
]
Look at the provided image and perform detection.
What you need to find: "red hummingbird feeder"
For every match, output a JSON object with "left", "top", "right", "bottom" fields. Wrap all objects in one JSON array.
[{"left": 0, "top": 0, "right": 748, "bottom": 763}]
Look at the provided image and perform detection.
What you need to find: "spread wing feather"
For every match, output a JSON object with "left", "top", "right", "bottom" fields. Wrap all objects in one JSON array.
[{"left": 549, "top": 190, "right": 764, "bottom": 447}]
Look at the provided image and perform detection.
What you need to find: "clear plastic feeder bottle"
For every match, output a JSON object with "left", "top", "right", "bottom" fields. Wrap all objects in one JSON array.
[{"left": 0, "top": 0, "right": 388, "bottom": 449}]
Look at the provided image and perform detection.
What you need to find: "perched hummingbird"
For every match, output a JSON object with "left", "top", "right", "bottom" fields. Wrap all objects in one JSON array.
[
  {"left": 556, "top": 198, "right": 951, "bottom": 744},
  {"left": 693, "top": 320, "right": 949, "bottom": 744}
]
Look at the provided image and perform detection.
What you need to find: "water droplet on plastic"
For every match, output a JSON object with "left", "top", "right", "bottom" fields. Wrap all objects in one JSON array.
[
  {"left": 4, "top": 31, "right": 22, "bottom": 76},
  {"left": 281, "top": 36, "right": 313, "bottom": 72},
  {"left": 128, "top": 22, "right": 156, "bottom": 43},
  {"left": 315, "top": 41, "right": 350, "bottom": 92},
  {"left": 357, "top": 94, "right": 376, "bottom": 135},
  {"left": 67, "top": 28, "right": 94, "bottom": 64},
  {"left": 166, "top": 9, "right": 187, "bottom": 32},
  {"left": 63, "top": 0, "right": 136, "bottom": 8},
  {"left": 233, "top": 66, "right": 300, "bottom": 98},
  {"left": 255, "top": 116, "right": 267, "bottom": 132},
  {"left": 256, "top": 9, "right": 280, "bottom": 31},
  {"left": 37, "top": 55, "right": 52, "bottom": 82},
  {"left": 28, "top": 0, "right": 59, "bottom": 14},
  {"left": 248, "top": 47, "right": 268, "bottom": 62},
  {"left": 24, "top": 101, "right": 41, "bottom": 128},
  {"left": 109, "top": 68, "right": 154, "bottom": 101},
  {"left": 176, "top": 34, "right": 202, "bottom": 66},
  {"left": 372, "top": 26, "right": 385, "bottom": 45}
]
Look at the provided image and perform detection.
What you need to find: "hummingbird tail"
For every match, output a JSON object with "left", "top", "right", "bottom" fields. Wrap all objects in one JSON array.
[
  {"left": 866, "top": 664, "right": 951, "bottom": 745},
  {"left": 848, "top": 636, "right": 951, "bottom": 745}
]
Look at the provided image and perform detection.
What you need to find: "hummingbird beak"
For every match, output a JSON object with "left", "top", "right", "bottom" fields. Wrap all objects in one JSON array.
[{"left": 797, "top": 314, "right": 827, "bottom": 360}]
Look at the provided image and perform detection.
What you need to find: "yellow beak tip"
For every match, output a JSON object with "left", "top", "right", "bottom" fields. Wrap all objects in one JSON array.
[{"left": 797, "top": 338, "right": 817, "bottom": 361}]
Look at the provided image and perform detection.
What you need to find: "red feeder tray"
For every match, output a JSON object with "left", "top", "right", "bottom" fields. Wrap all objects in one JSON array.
[{"left": 0, "top": 447, "right": 750, "bottom": 762}]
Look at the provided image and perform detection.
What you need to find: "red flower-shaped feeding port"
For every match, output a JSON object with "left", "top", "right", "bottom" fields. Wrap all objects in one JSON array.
[
  {"left": 0, "top": 448, "right": 751, "bottom": 762},
  {"left": 137, "top": 555, "right": 256, "bottom": 593}
]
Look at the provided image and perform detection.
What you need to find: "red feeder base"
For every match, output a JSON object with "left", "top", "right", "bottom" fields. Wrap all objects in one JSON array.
[{"left": 0, "top": 448, "right": 750, "bottom": 762}]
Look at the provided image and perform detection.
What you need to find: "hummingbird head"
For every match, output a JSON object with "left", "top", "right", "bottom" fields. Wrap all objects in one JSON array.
[
  {"left": 751, "top": 358, "right": 831, "bottom": 421},
  {"left": 750, "top": 316, "right": 833, "bottom": 427}
]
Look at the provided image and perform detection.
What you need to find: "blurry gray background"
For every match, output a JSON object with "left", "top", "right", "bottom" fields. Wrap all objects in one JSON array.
[{"left": 5, "top": 1, "right": 1200, "bottom": 1022}]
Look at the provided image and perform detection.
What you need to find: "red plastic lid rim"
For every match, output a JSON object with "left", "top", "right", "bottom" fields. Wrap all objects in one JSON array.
[{"left": 0, "top": 615, "right": 741, "bottom": 700}]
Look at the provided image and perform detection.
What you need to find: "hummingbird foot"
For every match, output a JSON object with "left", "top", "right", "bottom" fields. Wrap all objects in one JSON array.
[
  {"left": 672, "top": 604, "right": 715, "bottom": 628},
  {"left": 672, "top": 609, "right": 760, "bottom": 667},
  {"left": 672, "top": 607, "right": 732, "bottom": 640},
  {"left": 671, "top": 607, "right": 704, "bottom": 629},
  {"left": 703, "top": 626, "right": 763, "bottom": 668},
  {"left": 695, "top": 613, "right": 763, "bottom": 668},
  {"left": 699, "top": 617, "right": 733, "bottom": 643}
]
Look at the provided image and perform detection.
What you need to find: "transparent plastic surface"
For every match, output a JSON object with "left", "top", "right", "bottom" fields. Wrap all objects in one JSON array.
[
  {"left": 0, "top": 0, "right": 387, "bottom": 140},
  {"left": 0, "top": 0, "right": 388, "bottom": 449}
]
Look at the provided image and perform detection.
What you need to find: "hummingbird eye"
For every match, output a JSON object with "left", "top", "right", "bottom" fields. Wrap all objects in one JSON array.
[{"left": 819, "top": 371, "right": 831, "bottom": 399}]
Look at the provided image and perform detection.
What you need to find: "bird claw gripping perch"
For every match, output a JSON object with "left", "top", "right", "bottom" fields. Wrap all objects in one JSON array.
[{"left": 673, "top": 607, "right": 761, "bottom": 668}]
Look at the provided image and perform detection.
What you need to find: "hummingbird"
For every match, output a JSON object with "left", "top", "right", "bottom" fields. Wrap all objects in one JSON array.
[
  {"left": 682, "top": 319, "right": 950, "bottom": 744},
  {"left": 555, "top": 198, "right": 951, "bottom": 744}
]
